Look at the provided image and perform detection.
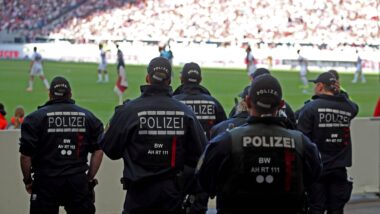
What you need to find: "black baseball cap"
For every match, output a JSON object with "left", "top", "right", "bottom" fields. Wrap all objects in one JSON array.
[
  {"left": 250, "top": 68, "right": 270, "bottom": 79},
  {"left": 181, "top": 62, "right": 202, "bottom": 84},
  {"left": 0, "top": 103, "right": 6, "bottom": 115},
  {"left": 328, "top": 69, "right": 339, "bottom": 80},
  {"left": 309, "top": 72, "right": 336, "bottom": 84},
  {"left": 249, "top": 74, "right": 282, "bottom": 110},
  {"left": 147, "top": 57, "right": 172, "bottom": 83},
  {"left": 50, "top": 76, "right": 71, "bottom": 97}
]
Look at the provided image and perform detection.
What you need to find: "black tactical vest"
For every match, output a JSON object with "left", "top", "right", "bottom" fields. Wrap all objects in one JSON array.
[{"left": 222, "top": 123, "right": 305, "bottom": 210}]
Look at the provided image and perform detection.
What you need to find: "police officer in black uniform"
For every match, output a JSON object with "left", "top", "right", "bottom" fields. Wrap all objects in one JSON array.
[
  {"left": 100, "top": 57, "right": 207, "bottom": 214},
  {"left": 197, "top": 74, "right": 322, "bottom": 214},
  {"left": 172, "top": 62, "right": 227, "bottom": 214},
  {"left": 19, "top": 76, "right": 104, "bottom": 214},
  {"left": 229, "top": 68, "right": 296, "bottom": 129},
  {"left": 297, "top": 72, "right": 358, "bottom": 214},
  {"left": 210, "top": 86, "right": 250, "bottom": 139},
  {"left": 295, "top": 70, "right": 350, "bottom": 120},
  {"left": 174, "top": 62, "right": 227, "bottom": 139}
]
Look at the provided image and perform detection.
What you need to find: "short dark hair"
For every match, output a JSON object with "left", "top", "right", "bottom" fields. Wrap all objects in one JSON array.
[
  {"left": 33, "top": 47, "right": 37, "bottom": 52},
  {"left": 322, "top": 83, "right": 337, "bottom": 94}
]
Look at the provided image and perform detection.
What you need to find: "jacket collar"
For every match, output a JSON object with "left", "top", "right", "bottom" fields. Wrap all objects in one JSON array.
[
  {"left": 246, "top": 116, "right": 287, "bottom": 128},
  {"left": 140, "top": 84, "right": 173, "bottom": 97},
  {"left": 173, "top": 83, "right": 211, "bottom": 95},
  {"left": 311, "top": 93, "right": 347, "bottom": 102},
  {"left": 38, "top": 98, "right": 75, "bottom": 109}
]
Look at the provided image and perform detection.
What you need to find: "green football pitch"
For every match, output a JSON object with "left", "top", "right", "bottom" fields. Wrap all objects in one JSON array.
[{"left": 0, "top": 60, "right": 379, "bottom": 123}]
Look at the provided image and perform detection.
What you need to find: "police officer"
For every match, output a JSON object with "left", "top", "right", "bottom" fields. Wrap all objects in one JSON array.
[
  {"left": 172, "top": 62, "right": 227, "bottom": 214},
  {"left": 297, "top": 72, "right": 359, "bottom": 214},
  {"left": 210, "top": 86, "right": 250, "bottom": 139},
  {"left": 100, "top": 57, "right": 207, "bottom": 214},
  {"left": 229, "top": 68, "right": 297, "bottom": 129},
  {"left": 174, "top": 62, "right": 227, "bottom": 139},
  {"left": 19, "top": 76, "right": 104, "bottom": 214},
  {"left": 197, "top": 74, "right": 322, "bottom": 214}
]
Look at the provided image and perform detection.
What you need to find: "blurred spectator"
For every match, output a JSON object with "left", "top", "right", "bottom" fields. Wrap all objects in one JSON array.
[
  {"left": 1, "top": 0, "right": 379, "bottom": 46},
  {"left": 0, "top": 103, "right": 7, "bottom": 130},
  {"left": 374, "top": 97, "right": 380, "bottom": 117},
  {"left": 7, "top": 106, "right": 25, "bottom": 129}
]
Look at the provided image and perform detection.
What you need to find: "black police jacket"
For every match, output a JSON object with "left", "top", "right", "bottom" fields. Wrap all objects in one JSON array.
[
  {"left": 173, "top": 83, "right": 211, "bottom": 96},
  {"left": 173, "top": 83, "right": 227, "bottom": 139},
  {"left": 19, "top": 99, "right": 104, "bottom": 177},
  {"left": 297, "top": 93, "right": 358, "bottom": 171},
  {"left": 100, "top": 84, "right": 207, "bottom": 182},
  {"left": 197, "top": 116, "right": 322, "bottom": 212},
  {"left": 209, "top": 111, "right": 249, "bottom": 139}
]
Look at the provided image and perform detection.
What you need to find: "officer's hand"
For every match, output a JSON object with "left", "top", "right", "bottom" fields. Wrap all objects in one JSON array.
[{"left": 25, "top": 183, "right": 33, "bottom": 194}]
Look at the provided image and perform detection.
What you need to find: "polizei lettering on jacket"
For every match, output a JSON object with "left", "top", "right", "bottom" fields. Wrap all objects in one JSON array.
[
  {"left": 318, "top": 108, "right": 351, "bottom": 127},
  {"left": 47, "top": 112, "right": 86, "bottom": 133},
  {"left": 243, "top": 136, "right": 295, "bottom": 149},
  {"left": 181, "top": 100, "right": 216, "bottom": 120},
  {"left": 138, "top": 110, "right": 185, "bottom": 135}
]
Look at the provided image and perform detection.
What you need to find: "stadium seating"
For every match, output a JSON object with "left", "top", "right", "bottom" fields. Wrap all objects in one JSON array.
[{"left": 1, "top": 0, "right": 379, "bottom": 47}]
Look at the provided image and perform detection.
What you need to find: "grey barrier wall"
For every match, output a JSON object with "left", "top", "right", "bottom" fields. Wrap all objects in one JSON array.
[
  {"left": 349, "top": 117, "right": 380, "bottom": 194},
  {"left": 1, "top": 117, "right": 379, "bottom": 213}
]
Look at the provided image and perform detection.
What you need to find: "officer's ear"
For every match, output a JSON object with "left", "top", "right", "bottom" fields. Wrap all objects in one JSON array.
[
  {"left": 48, "top": 91, "right": 53, "bottom": 100},
  {"left": 314, "top": 82, "right": 323, "bottom": 94},
  {"left": 146, "top": 74, "right": 150, "bottom": 84}
]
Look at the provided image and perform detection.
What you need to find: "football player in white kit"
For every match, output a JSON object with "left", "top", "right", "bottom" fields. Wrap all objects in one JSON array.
[
  {"left": 97, "top": 44, "right": 109, "bottom": 83},
  {"left": 26, "top": 47, "right": 50, "bottom": 92},
  {"left": 297, "top": 49, "right": 309, "bottom": 93},
  {"left": 114, "top": 44, "right": 128, "bottom": 105},
  {"left": 352, "top": 50, "right": 366, "bottom": 83},
  {"left": 245, "top": 45, "right": 256, "bottom": 76}
]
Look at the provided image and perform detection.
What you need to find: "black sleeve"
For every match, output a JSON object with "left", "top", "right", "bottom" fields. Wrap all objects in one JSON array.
[
  {"left": 284, "top": 102, "right": 296, "bottom": 126},
  {"left": 184, "top": 113, "right": 208, "bottom": 168},
  {"left": 87, "top": 112, "right": 104, "bottom": 153},
  {"left": 213, "top": 98, "right": 227, "bottom": 125},
  {"left": 19, "top": 113, "right": 41, "bottom": 156},
  {"left": 209, "top": 124, "right": 220, "bottom": 140},
  {"left": 296, "top": 105, "right": 314, "bottom": 140},
  {"left": 197, "top": 132, "right": 231, "bottom": 196},
  {"left": 302, "top": 135, "right": 322, "bottom": 188},
  {"left": 99, "top": 108, "right": 128, "bottom": 160},
  {"left": 347, "top": 98, "right": 359, "bottom": 117}
]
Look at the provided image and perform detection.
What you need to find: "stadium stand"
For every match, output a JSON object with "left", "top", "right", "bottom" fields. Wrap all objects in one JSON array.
[{"left": 1, "top": 0, "right": 379, "bottom": 48}]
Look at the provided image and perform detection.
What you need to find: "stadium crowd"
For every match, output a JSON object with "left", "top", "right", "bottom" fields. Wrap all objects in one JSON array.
[
  {"left": 1, "top": 0, "right": 379, "bottom": 47},
  {"left": 0, "top": 0, "right": 83, "bottom": 32}
]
